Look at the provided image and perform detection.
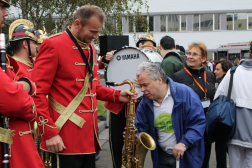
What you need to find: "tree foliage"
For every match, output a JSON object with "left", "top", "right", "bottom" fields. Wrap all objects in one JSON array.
[{"left": 9, "top": 0, "right": 149, "bottom": 35}]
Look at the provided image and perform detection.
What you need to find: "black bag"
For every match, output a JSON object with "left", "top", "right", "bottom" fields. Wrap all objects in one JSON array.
[{"left": 206, "top": 66, "right": 237, "bottom": 144}]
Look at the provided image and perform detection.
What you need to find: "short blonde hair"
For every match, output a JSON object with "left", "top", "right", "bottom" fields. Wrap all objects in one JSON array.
[
  {"left": 188, "top": 42, "right": 208, "bottom": 58},
  {"left": 73, "top": 5, "right": 106, "bottom": 26}
]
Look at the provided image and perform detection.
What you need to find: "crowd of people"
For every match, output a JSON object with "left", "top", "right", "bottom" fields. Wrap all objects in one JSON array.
[
  {"left": 99, "top": 29, "right": 252, "bottom": 168},
  {"left": 0, "top": 0, "right": 252, "bottom": 168}
]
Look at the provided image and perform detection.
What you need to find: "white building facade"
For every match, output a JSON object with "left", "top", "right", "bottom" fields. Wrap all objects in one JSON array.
[{"left": 122, "top": 0, "right": 252, "bottom": 61}]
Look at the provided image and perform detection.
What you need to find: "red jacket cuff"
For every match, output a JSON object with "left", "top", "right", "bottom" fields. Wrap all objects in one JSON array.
[
  {"left": 104, "top": 102, "right": 125, "bottom": 114},
  {"left": 114, "top": 90, "right": 120, "bottom": 104}
]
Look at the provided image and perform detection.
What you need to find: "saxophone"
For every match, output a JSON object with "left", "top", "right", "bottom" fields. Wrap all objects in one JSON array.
[{"left": 106, "top": 80, "right": 156, "bottom": 168}]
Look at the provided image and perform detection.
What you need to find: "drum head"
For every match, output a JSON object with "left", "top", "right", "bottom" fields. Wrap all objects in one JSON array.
[{"left": 105, "top": 46, "right": 162, "bottom": 98}]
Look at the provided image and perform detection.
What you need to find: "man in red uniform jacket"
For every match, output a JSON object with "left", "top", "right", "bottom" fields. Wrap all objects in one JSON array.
[
  {"left": 9, "top": 19, "right": 38, "bottom": 86},
  {"left": 0, "top": 1, "right": 44, "bottom": 168},
  {"left": 32, "top": 5, "right": 137, "bottom": 168}
]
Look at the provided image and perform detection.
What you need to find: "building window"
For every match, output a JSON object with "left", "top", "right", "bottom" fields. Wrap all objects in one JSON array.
[
  {"left": 149, "top": 16, "right": 154, "bottom": 31},
  {"left": 200, "top": 14, "right": 213, "bottom": 31},
  {"left": 226, "top": 13, "right": 233, "bottom": 30},
  {"left": 193, "top": 14, "right": 199, "bottom": 31},
  {"left": 214, "top": 14, "right": 220, "bottom": 30},
  {"left": 249, "top": 13, "right": 252, "bottom": 29},
  {"left": 181, "top": 15, "right": 186, "bottom": 31},
  {"left": 168, "top": 15, "right": 180, "bottom": 31},
  {"left": 160, "top": 15, "right": 166, "bottom": 32},
  {"left": 234, "top": 13, "right": 247, "bottom": 30}
]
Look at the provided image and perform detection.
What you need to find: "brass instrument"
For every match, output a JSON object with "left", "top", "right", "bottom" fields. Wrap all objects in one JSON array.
[
  {"left": 33, "top": 122, "right": 52, "bottom": 168},
  {"left": 106, "top": 80, "right": 156, "bottom": 168}
]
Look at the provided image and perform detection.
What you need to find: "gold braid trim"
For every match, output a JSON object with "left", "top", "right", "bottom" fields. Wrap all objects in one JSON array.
[
  {"left": 75, "top": 62, "right": 86, "bottom": 66},
  {"left": 85, "top": 93, "right": 96, "bottom": 97},
  {"left": 6, "top": 64, "right": 14, "bottom": 70},
  {"left": 38, "top": 116, "right": 57, "bottom": 136},
  {"left": 19, "top": 130, "right": 32, "bottom": 136},
  {"left": 72, "top": 46, "right": 89, "bottom": 50},
  {"left": 54, "top": 73, "right": 91, "bottom": 131},
  {"left": 0, "top": 127, "right": 14, "bottom": 144},
  {"left": 30, "top": 82, "right": 37, "bottom": 97},
  {"left": 79, "top": 108, "right": 98, "bottom": 113},
  {"left": 13, "top": 56, "right": 33, "bottom": 68},
  {"left": 49, "top": 32, "right": 62, "bottom": 39},
  {"left": 75, "top": 63, "right": 98, "bottom": 66},
  {"left": 113, "top": 90, "right": 116, "bottom": 103},
  {"left": 76, "top": 78, "right": 98, "bottom": 82},
  {"left": 6, "top": 55, "right": 14, "bottom": 71},
  {"left": 48, "top": 95, "right": 86, "bottom": 128}
]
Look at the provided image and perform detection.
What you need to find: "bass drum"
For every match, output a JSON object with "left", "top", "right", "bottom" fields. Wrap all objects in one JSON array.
[{"left": 105, "top": 46, "right": 163, "bottom": 98}]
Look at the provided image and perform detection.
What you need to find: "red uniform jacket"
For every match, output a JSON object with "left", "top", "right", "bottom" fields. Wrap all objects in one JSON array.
[
  {"left": 32, "top": 30, "right": 121, "bottom": 154},
  {"left": 0, "top": 56, "right": 44, "bottom": 168}
]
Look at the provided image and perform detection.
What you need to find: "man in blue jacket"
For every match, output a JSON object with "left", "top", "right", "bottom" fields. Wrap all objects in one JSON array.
[{"left": 135, "top": 62, "right": 206, "bottom": 168}]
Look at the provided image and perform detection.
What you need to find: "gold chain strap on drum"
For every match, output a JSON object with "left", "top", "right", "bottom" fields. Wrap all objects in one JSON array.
[{"left": 106, "top": 80, "right": 156, "bottom": 168}]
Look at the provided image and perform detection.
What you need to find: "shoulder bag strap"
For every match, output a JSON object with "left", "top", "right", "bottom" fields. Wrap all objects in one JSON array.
[{"left": 227, "top": 66, "right": 237, "bottom": 102}]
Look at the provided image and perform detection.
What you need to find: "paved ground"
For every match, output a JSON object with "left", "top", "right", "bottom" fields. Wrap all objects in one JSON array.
[
  {"left": 96, "top": 126, "right": 230, "bottom": 168},
  {"left": 96, "top": 128, "right": 153, "bottom": 168}
]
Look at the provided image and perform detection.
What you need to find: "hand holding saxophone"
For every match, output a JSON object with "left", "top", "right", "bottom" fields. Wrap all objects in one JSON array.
[
  {"left": 119, "top": 89, "right": 138, "bottom": 103},
  {"left": 122, "top": 128, "right": 139, "bottom": 144}
]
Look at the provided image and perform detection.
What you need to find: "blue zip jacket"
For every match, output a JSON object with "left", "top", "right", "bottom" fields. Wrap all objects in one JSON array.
[{"left": 135, "top": 77, "right": 206, "bottom": 168}]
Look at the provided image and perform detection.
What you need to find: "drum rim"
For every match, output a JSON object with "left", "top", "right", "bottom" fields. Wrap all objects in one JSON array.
[
  {"left": 113, "top": 46, "right": 140, "bottom": 55},
  {"left": 104, "top": 46, "right": 149, "bottom": 83},
  {"left": 104, "top": 46, "right": 163, "bottom": 83}
]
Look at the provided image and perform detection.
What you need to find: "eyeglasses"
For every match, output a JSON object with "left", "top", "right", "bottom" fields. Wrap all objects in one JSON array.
[{"left": 186, "top": 52, "right": 201, "bottom": 57}]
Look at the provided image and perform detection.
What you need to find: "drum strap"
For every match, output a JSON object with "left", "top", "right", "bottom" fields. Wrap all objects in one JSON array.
[
  {"left": 0, "top": 127, "right": 14, "bottom": 144},
  {"left": 66, "top": 28, "right": 94, "bottom": 89},
  {"left": 48, "top": 95, "right": 86, "bottom": 129},
  {"left": 54, "top": 72, "right": 91, "bottom": 131}
]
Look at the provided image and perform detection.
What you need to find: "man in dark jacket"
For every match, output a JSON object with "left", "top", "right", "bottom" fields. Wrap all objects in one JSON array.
[
  {"left": 135, "top": 62, "right": 206, "bottom": 168},
  {"left": 160, "top": 36, "right": 183, "bottom": 77}
]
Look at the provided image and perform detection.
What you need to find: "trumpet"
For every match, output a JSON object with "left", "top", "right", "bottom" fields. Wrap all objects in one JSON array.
[{"left": 106, "top": 80, "right": 156, "bottom": 168}]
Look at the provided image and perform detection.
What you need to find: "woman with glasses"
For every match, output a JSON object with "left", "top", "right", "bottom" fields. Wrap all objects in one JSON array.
[{"left": 171, "top": 42, "right": 216, "bottom": 168}]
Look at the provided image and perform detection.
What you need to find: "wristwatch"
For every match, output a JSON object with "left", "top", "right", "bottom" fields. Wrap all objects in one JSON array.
[{"left": 182, "top": 143, "right": 188, "bottom": 149}]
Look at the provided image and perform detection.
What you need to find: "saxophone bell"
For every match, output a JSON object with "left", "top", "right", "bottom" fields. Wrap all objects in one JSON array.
[{"left": 135, "top": 132, "right": 156, "bottom": 168}]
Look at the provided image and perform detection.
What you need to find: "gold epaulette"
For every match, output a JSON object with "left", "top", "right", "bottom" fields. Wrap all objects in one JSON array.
[{"left": 49, "top": 32, "right": 62, "bottom": 39}]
